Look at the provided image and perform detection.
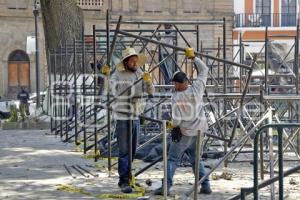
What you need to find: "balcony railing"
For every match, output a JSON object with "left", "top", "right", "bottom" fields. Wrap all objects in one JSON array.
[
  {"left": 234, "top": 13, "right": 300, "bottom": 28},
  {"left": 77, "top": 0, "right": 104, "bottom": 10}
]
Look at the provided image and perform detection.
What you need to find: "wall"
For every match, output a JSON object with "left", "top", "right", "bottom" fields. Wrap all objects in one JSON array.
[{"left": 0, "top": 0, "right": 47, "bottom": 99}]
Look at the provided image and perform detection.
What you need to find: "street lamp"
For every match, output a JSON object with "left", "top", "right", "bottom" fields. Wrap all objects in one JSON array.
[{"left": 33, "top": 0, "right": 40, "bottom": 109}]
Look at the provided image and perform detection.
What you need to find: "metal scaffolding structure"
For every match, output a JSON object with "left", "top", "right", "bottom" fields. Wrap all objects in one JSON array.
[{"left": 47, "top": 11, "right": 300, "bottom": 200}]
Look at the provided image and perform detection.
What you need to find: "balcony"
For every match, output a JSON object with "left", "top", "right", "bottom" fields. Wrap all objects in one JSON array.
[
  {"left": 77, "top": 0, "right": 104, "bottom": 10},
  {"left": 234, "top": 13, "right": 300, "bottom": 28}
]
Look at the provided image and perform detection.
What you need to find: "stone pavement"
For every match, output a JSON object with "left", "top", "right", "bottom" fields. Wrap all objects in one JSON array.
[{"left": 0, "top": 129, "right": 299, "bottom": 200}]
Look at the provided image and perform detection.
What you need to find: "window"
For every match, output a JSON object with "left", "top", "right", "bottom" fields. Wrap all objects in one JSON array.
[
  {"left": 256, "top": 0, "right": 271, "bottom": 26},
  {"left": 182, "top": 0, "right": 201, "bottom": 13},
  {"left": 6, "top": 0, "right": 28, "bottom": 10},
  {"left": 281, "top": 0, "right": 297, "bottom": 26},
  {"left": 144, "top": 0, "right": 162, "bottom": 13},
  {"left": 111, "top": 0, "right": 122, "bottom": 12}
]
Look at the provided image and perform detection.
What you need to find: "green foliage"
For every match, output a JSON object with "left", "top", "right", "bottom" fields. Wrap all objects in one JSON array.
[{"left": 7, "top": 105, "right": 18, "bottom": 122}]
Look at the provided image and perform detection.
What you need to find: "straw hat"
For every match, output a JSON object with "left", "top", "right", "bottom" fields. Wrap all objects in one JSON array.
[{"left": 116, "top": 47, "right": 147, "bottom": 71}]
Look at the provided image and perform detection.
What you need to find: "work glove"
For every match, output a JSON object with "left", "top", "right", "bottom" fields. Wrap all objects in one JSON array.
[
  {"left": 166, "top": 120, "right": 175, "bottom": 129},
  {"left": 142, "top": 72, "right": 152, "bottom": 85},
  {"left": 185, "top": 47, "right": 195, "bottom": 59},
  {"left": 171, "top": 126, "right": 182, "bottom": 143},
  {"left": 101, "top": 65, "right": 111, "bottom": 76}
]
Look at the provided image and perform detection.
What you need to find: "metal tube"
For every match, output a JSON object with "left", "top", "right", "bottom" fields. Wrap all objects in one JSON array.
[
  {"left": 135, "top": 157, "right": 162, "bottom": 177},
  {"left": 268, "top": 111, "right": 275, "bottom": 199},
  {"left": 228, "top": 59, "right": 255, "bottom": 146},
  {"left": 217, "top": 38, "right": 220, "bottom": 84},
  {"left": 73, "top": 39, "right": 78, "bottom": 144},
  {"left": 110, "top": 20, "right": 225, "bottom": 25},
  {"left": 107, "top": 13, "right": 122, "bottom": 174},
  {"left": 239, "top": 32, "right": 243, "bottom": 93},
  {"left": 259, "top": 130, "right": 264, "bottom": 180},
  {"left": 253, "top": 124, "right": 300, "bottom": 200},
  {"left": 95, "top": 28, "right": 196, "bottom": 33},
  {"left": 82, "top": 27, "right": 87, "bottom": 154},
  {"left": 265, "top": 26, "right": 268, "bottom": 93},
  {"left": 60, "top": 45, "right": 63, "bottom": 138},
  {"left": 196, "top": 25, "right": 199, "bottom": 52},
  {"left": 48, "top": 51, "right": 53, "bottom": 132},
  {"left": 295, "top": 24, "right": 299, "bottom": 95},
  {"left": 173, "top": 24, "right": 191, "bottom": 48},
  {"left": 193, "top": 131, "right": 202, "bottom": 200},
  {"left": 54, "top": 52, "right": 57, "bottom": 134},
  {"left": 223, "top": 17, "right": 227, "bottom": 93},
  {"left": 106, "top": 9, "right": 112, "bottom": 174},
  {"left": 117, "top": 30, "right": 252, "bottom": 70},
  {"left": 93, "top": 25, "right": 98, "bottom": 162},
  {"left": 184, "top": 109, "right": 271, "bottom": 198},
  {"left": 230, "top": 164, "right": 300, "bottom": 200},
  {"left": 278, "top": 127, "right": 284, "bottom": 200},
  {"left": 162, "top": 120, "right": 168, "bottom": 199},
  {"left": 65, "top": 42, "right": 69, "bottom": 141},
  {"left": 33, "top": 3, "right": 40, "bottom": 109}
]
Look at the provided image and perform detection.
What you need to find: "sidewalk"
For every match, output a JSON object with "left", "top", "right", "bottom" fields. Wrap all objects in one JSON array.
[{"left": 0, "top": 130, "right": 299, "bottom": 199}]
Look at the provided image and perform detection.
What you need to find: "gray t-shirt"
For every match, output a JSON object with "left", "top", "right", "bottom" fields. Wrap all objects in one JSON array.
[{"left": 172, "top": 57, "right": 209, "bottom": 136}]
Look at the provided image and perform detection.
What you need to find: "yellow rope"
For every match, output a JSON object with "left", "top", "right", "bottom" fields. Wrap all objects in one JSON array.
[{"left": 57, "top": 182, "right": 145, "bottom": 199}]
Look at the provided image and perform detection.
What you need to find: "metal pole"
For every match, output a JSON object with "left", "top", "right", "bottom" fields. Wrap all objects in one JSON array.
[
  {"left": 73, "top": 39, "right": 78, "bottom": 144},
  {"left": 93, "top": 25, "right": 98, "bottom": 162},
  {"left": 239, "top": 32, "right": 243, "bottom": 93},
  {"left": 184, "top": 109, "right": 271, "bottom": 198},
  {"left": 193, "top": 131, "right": 202, "bottom": 200},
  {"left": 33, "top": 1, "right": 40, "bottom": 109},
  {"left": 268, "top": 111, "right": 275, "bottom": 199},
  {"left": 65, "top": 43, "right": 69, "bottom": 141},
  {"left": 223, "top": 17, "right": 228, "bottom": 167},
  {"left": 295, "top": 27, "right": 299, "bottom": 156},
  {"left": 110, "top": 20, "right": 225, "bottom": 25},
  {"left": 59, "top": 45, "right": 63, "bottom": 138},
  {"left": 82, "top": 27, "right": 87, "bottom": 154},
  {"left": 48, "top": 51, "right": 53, "bottom": 132},
  {"left": 54, "top": 52, "right": 57, "bottom": 134},
  {"left": 278, "top": 127, "right": 284, "bottom": 200},
  {"left": 217, "top": 38, "right": 220, "bottom": 84},
  {"left": 162, "top": 120, "right": 168, "bottom": 199},
  {"left": 106, "top": 9, "right": 112, "bottom": 174},
  {"left": 116, "top": 30, "right": 251, "bottom": 70},
  {"left": 265, "top": 26, "right": 268, "bottom": 93},
  {"left": 296, "top": 23, "right": 299, "bottom": 95},
  {"left": 223, "top": 17, "right": 227, "bottom": 93},
  {"left": 196, "top": 25, "right": 200, "bottom": 52}
]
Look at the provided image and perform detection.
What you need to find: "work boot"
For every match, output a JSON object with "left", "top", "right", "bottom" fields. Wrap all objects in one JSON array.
[
  {"left": 119, "top": 182, "right": 132, "bottom": 193},
  {"left": 154, "top": 187, "right": 170, "bottom": 196},
  {"left": 200, "top": 186, "right": 212, "bottom": 194}
]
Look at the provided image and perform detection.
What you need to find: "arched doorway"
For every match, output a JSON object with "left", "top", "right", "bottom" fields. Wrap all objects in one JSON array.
[{"left": 7, "top": 50, "right": 30, "bottom": 96}]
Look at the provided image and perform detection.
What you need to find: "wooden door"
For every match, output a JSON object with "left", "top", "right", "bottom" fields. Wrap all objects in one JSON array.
[
  {"left": 18, "top": 63, "right": 30, "bottom": 87},
  {"left": 8, "top": 63, "right": 18, "bottom": 87},
  {"left": 8, "top": 62, "right": 30, "bottom": 88}
]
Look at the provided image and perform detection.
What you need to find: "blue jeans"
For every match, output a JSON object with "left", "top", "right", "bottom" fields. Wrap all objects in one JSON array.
[
  {"left": 167, "top": 134, "right": 210, "bottom": 189},
  {"left": 116, "top": 120, "right": 140, "bottom": 184}
]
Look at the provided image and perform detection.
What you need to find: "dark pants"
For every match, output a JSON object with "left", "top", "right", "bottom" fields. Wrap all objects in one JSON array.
[{"left": 116, "top": 120, "right": 140, "bottom": 184}]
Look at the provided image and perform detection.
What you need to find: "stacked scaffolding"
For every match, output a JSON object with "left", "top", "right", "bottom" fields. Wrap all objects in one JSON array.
[{"left": 47, "top": 11, "right": 300, "bottom": 200}]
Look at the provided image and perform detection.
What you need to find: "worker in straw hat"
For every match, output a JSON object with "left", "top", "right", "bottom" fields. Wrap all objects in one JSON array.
[{"left": 109, "top": 47, "right": 154, "bottom": 193}]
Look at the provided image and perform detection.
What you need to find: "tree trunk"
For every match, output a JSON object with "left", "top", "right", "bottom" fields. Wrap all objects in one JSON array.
[{"left": 40, "top": 0, "right": 84, "bottom": 51}]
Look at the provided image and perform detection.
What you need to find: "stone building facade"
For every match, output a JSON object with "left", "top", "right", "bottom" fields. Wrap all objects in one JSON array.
[{"left": 0, "top": 0, "right": 233, "bottom": 99}]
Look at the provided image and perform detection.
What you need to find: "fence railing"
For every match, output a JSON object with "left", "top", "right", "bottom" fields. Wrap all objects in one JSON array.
[
  {"left": 234, "top": 13, "right": 300, "bottom": 28},
  {"left": 77, "top": 0, "right": 104, "bottom": 10}
]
